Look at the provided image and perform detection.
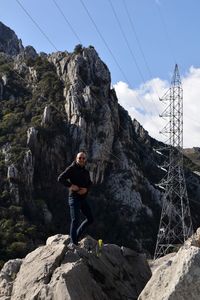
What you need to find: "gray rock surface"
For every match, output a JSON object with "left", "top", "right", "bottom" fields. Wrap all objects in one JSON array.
[
  {"left": 0, "top": 259, "right": 23, "bottom": 300},
  {"left": 138, "top": 229, "right": 200, "bottom": 300},
  {"left": 0, "top": 21, "right": 23, "bottom": 56},
  {"left": 1, "top": 20, "right": 200, "bottom": 262},
  {"left": 0, "top": 235, "right": 151, "bottom": 300},
  {"left": 19, "top": 46, "right": 163, "bottom": 253}
]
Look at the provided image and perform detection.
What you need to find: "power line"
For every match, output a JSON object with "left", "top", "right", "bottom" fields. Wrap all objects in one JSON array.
[
  {"left": 52, "top": 0, "right": 147, "bottom": 142},
  {"left": 14, "top": 0, "right": 195, "bottom": 195},
  {"left": 12, "top": 1, "right": 163, "bottom": 215},
  {"left": 15, "top": 0, "right": 135, "bottom": 165},
  {"left": 4, "top": 3, "right": 199, "bottom": 249},
  {"left": 12, "top": 64, "right": 200, "bottom": 227},
  {"left": 79, "top": 0, "right": 129, "bottom": 83},
  {"left": 53, "top": 0, "right": 151, "bottom": 120},
  {"left": 108, "top": 0, "right": 159, "bottom": 116},
  {"left": 52, "top": 0, "right": 163, "bottom": 128},
  {"left": 14, "top": 0, "right": 170, "bottom": 187},
  {"left": 15, "top": 0, "right": 199, "bottom": 148},
  {"left": 79, "top": 0, "right": 161, "bottom": 119},
  {"left": 122, "top": 0, "right": 161, "bottom": 100},
  {"left": 155, "top": 2, "right": 177, "bottom": 65},
  {"left": 153, "top": 3, "right": 199, "bottom": 134},
  {"left": 14, "top": 0, "right": 200, "bottom": 132},
  {"left": 123, "top": 0, "right": 153, "bottom": 81},
  {"left": 52, "top": 0, "right": 82, "bottom": 44},
  {"left": 16, "top": 0, "right": 58, "bottom": 52},
  {"left": 189, "top": 197, "right": 200, "bottom": 206},
  {"left": 108, "top": 0, "right": 145, "bottom": 84}
]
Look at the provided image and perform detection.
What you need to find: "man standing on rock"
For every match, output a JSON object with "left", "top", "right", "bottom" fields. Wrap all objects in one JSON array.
[{"left": 58, "top": 152, "right": 93, "bottom": 247}]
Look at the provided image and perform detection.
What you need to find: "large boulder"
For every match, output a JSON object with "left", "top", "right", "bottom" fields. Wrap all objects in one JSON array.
[
  {"left": 138, "top": 228, "right": 200, "bottom": 300},
  {"left": 0, "top": 235, "right": 151, "bottom": 300}
]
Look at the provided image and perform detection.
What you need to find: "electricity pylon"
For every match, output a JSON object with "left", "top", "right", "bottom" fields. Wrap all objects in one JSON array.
[{"left": 154, "top": 64, "right": 193, "bottom": 259}]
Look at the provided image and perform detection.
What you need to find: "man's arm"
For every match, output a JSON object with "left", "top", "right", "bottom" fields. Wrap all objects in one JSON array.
[
  {"left": 58, "top": 165, "right": 80, "bottom": 191},
  {"left": 57, "top": 166, "right": 73, "bottom": 188}
]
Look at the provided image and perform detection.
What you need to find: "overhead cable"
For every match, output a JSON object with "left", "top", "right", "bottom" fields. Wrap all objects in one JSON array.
[
  {"left": 108, "top": 0, "right": 160, "bottom": 116},
  {"left": 52, "top": 0, "right": 82, "bottom": 44},
  {"left": 16, "top": 0, "right": 58, "bottom": 52}
]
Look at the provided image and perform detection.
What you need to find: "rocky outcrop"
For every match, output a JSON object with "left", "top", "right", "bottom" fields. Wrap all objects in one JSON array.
[
  {"left": 0, "top": 21, "right": 23, "bottom": 56},
  {"left": 0, "top": 235, "right": 151, "bottom": 300},
  {"left": 138, "top": 228, "right": 200, "bottom": 300},
  {"left": 1, "top": 21, "right": 200, "bottom": 265},
  {"left": 183, "top": 147, "right": 200, "bottom": 169},
  {"left": 14, "top": 45, "right": 38, "bottom": 74},
  {"left": 0, "top": 258, "right": 23, "bottom": 299},
  {"left": 21, "top": 46, "right": 164, "bottom": 253}
]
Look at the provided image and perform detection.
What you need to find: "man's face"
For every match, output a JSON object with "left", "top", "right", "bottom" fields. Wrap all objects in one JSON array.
[{"left": 76, "top": 153, "right": 86, "bottom": 167}]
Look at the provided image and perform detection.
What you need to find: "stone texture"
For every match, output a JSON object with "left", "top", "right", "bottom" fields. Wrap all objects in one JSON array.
[
  {"left": 1, "top": 20, "right": 200, "bottom": 260},
  {"left": 14, "top": 45, "right": 37, "bottom": 74},
  {"left": 138, "top": 242, "right": 200, "bottom": 300},
  {"left": 0, "top": 259, "right": 23, "bottom": 300},
  {"left": 0, "top": 21, "right": 23, "bottom": 56},
  {"left": 0, "top": 235, "right": 151, "bottom": 300},
  {"left": 18, "top": 45, "right": 165, "bottom": 253}
]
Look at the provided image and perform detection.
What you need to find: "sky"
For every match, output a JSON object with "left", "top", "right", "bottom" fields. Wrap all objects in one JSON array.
[{"left": 1, "top": 0, "right": 200, "bottom": 147}]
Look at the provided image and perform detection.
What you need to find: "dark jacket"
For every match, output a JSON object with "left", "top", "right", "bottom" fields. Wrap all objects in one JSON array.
[{"left": 57, "top": 161, "right": 92, "bottom": 198}]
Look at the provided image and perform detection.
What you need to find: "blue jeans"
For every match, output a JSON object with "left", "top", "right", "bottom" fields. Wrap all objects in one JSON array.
[{"left": 68, "top": 195, "right": 94, "bottom": 244}]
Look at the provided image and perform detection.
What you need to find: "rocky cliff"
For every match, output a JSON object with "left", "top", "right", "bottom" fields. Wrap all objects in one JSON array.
[
  {"left": 0, "top": 22, "right": 23, "bottom": 56},
  {"left": 183, "top": 147, "right": 200, "bottom": 171},
  {"left": 138, "top": 227, "right": 200, "bottom": 300},
  {"left": 0, "top": 235, "right": 151, "bottom": 300},
  {"left": 0, "top": 21, "right": 200, "bottom": 267}
]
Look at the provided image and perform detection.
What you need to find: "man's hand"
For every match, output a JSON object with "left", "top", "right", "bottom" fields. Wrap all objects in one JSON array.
[
  {"left": 69, "top": 184, "right": 80, "bottom": 192},
  {"left": 77, "top": 187, "right": 88, "bottom": 195}
]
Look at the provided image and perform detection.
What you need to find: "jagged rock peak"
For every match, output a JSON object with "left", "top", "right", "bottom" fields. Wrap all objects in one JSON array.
[
  {"left": 138, "top": 227, "right": 200, "bottom": 300},
  {"left": 48, "top": 45, "right": 111, "bottom": 88},
  {"left": 0, "top": 235, "right": 151, "bottom": 300},
  {"left": 0, "top": 21, "right": 23, "bottom": 56}
]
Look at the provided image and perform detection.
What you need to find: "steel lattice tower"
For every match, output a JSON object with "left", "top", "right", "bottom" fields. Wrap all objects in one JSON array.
[{"left": 154, "top": 64, "right": 193, "bottom": 259}]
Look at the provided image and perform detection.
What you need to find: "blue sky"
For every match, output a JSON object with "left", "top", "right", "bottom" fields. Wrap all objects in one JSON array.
[{"left": 1, "top": 0, "right": 200, "bottom": 147}]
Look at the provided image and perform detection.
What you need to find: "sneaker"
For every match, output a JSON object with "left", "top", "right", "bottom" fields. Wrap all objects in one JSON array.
[
  {"left": 67, "top": 242, "right": 76, "bottom": 250},
  {"left": 68, "top": 242, "right": 79, "bottom": 250}
]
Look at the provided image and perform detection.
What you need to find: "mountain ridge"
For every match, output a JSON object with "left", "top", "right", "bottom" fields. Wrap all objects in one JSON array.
[{"left": 0, "top": 21, "right": 200, "bottom": 269}]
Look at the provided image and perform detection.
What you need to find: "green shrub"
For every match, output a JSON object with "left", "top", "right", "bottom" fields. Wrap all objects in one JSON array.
[
  {"left": 32, "top": 56, "right": 56, "bottom": 81},
  {"left": 7, "top": 241, "right": 28, "bottom": 257},
  {"left": 74, "top": 44, "right": 83, "bottom": 54},
  {"left": 0, "top": 62, "right": 13, "bottom": 75},
  {"left": 0, "top": 112, "right": 23, "bottom": 135},
  {"left": 25, "top": 225, "right": 37, "bottom": 238},
  {"left": 34, "top": 71, "right": 64, "bottom": 103},
  {"left": 14, "top": 233, "right": 26, "bottom": 242},
  {"left": 0, "top": 191, "right": 10, "bottom": 203},
  {"left": 31, "top": 115, "right": 41, "bottom": 127},
  {"left": 0, "top": 218, "right": 14, "bottom": 229},
  {"left": 8, "top": 206, "right": 23, "bottom": 219}
]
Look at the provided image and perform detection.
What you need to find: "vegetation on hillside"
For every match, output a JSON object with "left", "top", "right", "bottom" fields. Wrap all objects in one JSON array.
[{"left": 0, "top": 54, "right": 65, "bottom": 268}]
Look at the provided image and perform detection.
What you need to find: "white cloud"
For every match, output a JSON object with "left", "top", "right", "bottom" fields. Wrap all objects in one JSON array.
[{"left": 114, "top": 66, "right": 200, "bottom": 148}]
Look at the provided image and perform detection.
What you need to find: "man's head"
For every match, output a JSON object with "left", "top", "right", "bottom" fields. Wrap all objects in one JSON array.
[{"left": 76, "top": 152, "right": 87, "bottom": 167}]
